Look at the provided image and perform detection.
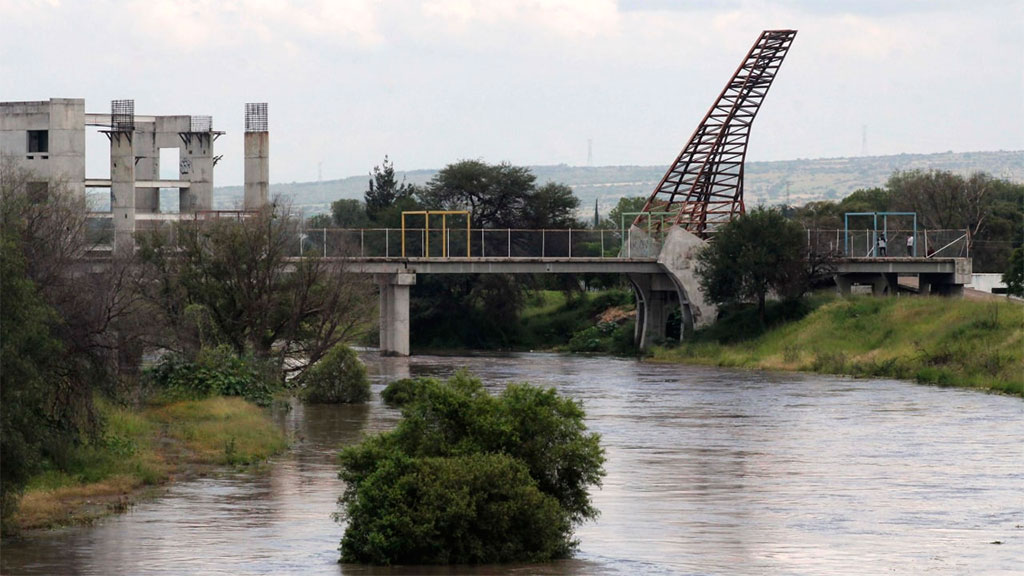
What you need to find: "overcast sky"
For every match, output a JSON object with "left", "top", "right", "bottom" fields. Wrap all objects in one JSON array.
[{"left": 3, "top": 0, "right": 1022, "bottom": 186}]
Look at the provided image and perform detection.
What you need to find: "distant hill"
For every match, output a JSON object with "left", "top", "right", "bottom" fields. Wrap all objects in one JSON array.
[{"left": 212, "top": 150, "right": 1024, "bottom": 217}]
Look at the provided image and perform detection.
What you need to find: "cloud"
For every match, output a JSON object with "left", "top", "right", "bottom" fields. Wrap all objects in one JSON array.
[
  {"left": 421, "top": 0, "right": 620, "bottom": 40},
  {"left": 118, "top": 0, "right": 384, "bottom": 52}
]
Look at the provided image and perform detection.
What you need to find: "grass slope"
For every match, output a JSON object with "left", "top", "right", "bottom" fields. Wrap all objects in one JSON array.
[
  {"left": 13, "top": 397, "right": 287, "bottom": 531},
  {"left": 654, "top": 296, "right": 1023, "bottom": 396}
]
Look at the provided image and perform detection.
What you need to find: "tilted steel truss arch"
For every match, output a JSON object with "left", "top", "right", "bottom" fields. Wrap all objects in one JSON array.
[{"left": 635, "top": 29, "right": 797, "bottom": 237}]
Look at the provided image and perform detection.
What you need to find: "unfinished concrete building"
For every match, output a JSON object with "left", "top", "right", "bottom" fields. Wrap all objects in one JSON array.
[{"left": 0, "top": 98, "right": 269, "bottom": 251}]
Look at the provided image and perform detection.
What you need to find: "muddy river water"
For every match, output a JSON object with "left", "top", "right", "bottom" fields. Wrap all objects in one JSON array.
[{"left": 2, "top": 352, "right": 1021, "bottom": 575}]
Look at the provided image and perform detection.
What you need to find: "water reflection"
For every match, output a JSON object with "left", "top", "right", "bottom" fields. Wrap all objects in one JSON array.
[{"left": 2, "top": 352, "right": 1021, "bottom": 575}]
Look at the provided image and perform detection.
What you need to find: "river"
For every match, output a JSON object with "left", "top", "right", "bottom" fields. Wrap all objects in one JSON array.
[{"left": 2, "top": 352, "right": 1021, "bottom": 575}]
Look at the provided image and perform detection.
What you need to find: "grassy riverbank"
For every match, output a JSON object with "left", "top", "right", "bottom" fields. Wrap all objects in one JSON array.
[
  {"left": 10, "top": 397, "right": 287, "bottom": 532},
  {"left": 653, "top": 296, "right": 1024, "bottom": 396}
]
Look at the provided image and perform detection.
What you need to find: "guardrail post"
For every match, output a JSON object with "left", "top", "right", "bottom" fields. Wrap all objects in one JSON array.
[
  {"left": 481, "top": 229, "right": 485, "bottom": 258},
  {"left": 323, "top": 229, "right": 327, "bottom": 258},
  {"left": 542, "top": 229, "right": 545, "bottom": 258},
  {"left": 569, "top": 228, "right": 572, "bottom": 258},
  {"left": 361, "top": 229, "right": 365, "bottom": 257},
  {"left": 601, "top": 229, "right": 605, "bottom": 257},
  {"left": 508, "top": 229, "right": 511, "bottom": 258},
  {"left": 385, "top": 228, "right": 389, "bottom": 258}
]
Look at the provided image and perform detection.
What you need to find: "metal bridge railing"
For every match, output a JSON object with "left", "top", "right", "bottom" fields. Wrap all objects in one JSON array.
[
  {"left": 805, "top": 229, "right": 971, "bottom": 258},
  {"left": 87, "top": 220, "right": 975, "bottom": 262},
  {"left": 295, "top": 228, "right": 632, "bottom": 259}
]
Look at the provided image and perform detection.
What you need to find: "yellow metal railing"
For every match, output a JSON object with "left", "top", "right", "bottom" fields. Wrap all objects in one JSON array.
[{"left": 400, "top": 210, "right": 471, "bottom": 258}]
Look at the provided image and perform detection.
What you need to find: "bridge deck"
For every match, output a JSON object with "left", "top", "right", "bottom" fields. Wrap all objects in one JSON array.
[{"left": 836, "top": 257, "right": 966, "bottom": 275}]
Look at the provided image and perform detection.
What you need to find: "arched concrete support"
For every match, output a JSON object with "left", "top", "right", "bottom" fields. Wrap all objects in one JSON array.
[
  {"left": 377, "top": 272, "right": 416, "bottom": 356},
  {"left": 655, "top": 226, "right": 715, "bottom": 331},
  {"left": 624, "top": 226, "right": 715, "bottom": 351},
  {"left": 628, "top": 273, "right": 684, "bottom": 351}
]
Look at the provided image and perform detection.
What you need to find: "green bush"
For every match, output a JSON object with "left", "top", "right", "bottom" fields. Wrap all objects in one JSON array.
[
  {"left": 340, "top": 453, "right": 569, "bottom": 565},
  {"left": 341, "top": 371, "right": 605, "bottom": 564},
  {"left": 146, "top": 346, "right": 276, "bottom": 406},
  {"left": 301, "top": 344, "right": 370, "bottom": 404},
  {"left": 379, "top": 378, "right": 428, "bottom": 408}
]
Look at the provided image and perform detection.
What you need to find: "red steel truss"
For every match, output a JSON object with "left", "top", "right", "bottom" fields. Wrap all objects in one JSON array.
[{"left": 635, "top": 30, "right": 797, "bottom": 236}]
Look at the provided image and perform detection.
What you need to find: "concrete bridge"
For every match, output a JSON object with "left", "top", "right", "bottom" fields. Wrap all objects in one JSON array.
[
  {"left": 344, "top": 254, "right": 691, "bottom": 356},
  {"left": 330, "top": 226, "right": 971, "bottom": 356}
]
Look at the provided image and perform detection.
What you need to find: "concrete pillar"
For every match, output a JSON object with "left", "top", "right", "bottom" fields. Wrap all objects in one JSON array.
[
  {"left": 134, "top": 124, "right": 159, "bottom": 213},
  {"left": 834, "top": 275, "right": 853, "bottom": 295},
  {"left": 870, "top": 275, "right": 888, "bottom": 296},
  {"left": 647, "top": 291, "right": 668, "bottom": 344},
  {"left": 244, "top": 131, "right": 269, "bottom": 210},
  {"left": 183, "top": 133, "right": 213, "bottom": 211},
  {"left": 628, "top": 274, "right": 676, "bottom": 350},
  {"left": 378, "top": 273, "right": 416, "bottom": 356},
  {"left": 918, "top": 274, "right": 933, "bottom": 296},
  {"left": 110, "top": 132, "right": 135, "bottom": 254}
]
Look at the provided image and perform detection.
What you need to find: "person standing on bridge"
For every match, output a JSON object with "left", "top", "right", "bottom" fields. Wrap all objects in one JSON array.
[
  {"left": 906, "top": 233, "right": 914, "bottom": 256},
  {"left": 877, "top": 234, "right": 887, "bottom": 257}
]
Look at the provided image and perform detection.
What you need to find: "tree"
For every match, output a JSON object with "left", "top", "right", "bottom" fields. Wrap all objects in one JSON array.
[
  {"left": 330, "top": 198, "right": 370, "bottom": 228},
  {"left": 420, "top": 160, "right": 536, "bottom": 228},
  {"left": 525, "top": 182, "right": 580, "bottom": 229},
  {"left": 1004, "top": 247, "right": 1023, "bottom": 297},
  {"left": 601, "top": 196, "right": 649, "bottom": 230},
  {"left": 364, "top": 155, "right": 415, "bottom": 223},
  {"left": 136, "top": 201, "right": 374, "bottom": 380},
  {"left": 338, "top": 372, "right": 605, "bottom": 564},
  {"left": 696, "top": 207, "right": 809, "bottom": 324},
  {"left": 1, "top": 226, "right": 67, "bottom": 527},
  {"left": 300, "top": 343, "right": 370, "bottom": 404},
  {"left": 305, "top": 213, "right": 332, "bottom": 229},
  {"left": 1, "top": 160, "right": 134, "bottom": 528},
  {"left": 792, "top": 170, "right": 1023, "bottom": 272}
]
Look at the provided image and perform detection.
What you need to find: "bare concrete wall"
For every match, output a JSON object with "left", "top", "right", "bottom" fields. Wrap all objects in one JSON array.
[{"left": 0, "top": 99, "right": 85, "bottom": 197}]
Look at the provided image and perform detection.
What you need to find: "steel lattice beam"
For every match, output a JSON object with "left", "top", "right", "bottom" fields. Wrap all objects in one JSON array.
[{"left": 635, "top": 30, "right": 797, "bottom": 236}]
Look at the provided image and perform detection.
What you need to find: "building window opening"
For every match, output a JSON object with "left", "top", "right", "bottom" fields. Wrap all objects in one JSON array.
[{"left": 27, "top": 130, "right": 49, "bottom": 154}]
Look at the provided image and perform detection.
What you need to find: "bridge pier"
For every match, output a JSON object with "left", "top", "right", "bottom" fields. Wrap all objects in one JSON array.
[
  {"left": 377, "top": 273, "right": 415, "bottom": 356},
  {"left": 629, "top": 274, "right": 673, "bottom": 350}
]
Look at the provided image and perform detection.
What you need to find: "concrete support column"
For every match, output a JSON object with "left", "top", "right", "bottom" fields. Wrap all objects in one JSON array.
[
  {"left": 184, "top": 133, "right": 213, "bottom": 211},
  {"left": 110, "top": 132, "right": 135, "bottom": 254},
  {"left": 244, "top": 131, "right": 269, "bottom": 211},
  {"left": 646, "top": 291, "right": 668, "bottom": 344},
  {"left": 134, "top": 126, "right": 159, "bottom": 213},
  {"left": 378, "top": 273, "right": 416, "bottom": 356},
  {"left": 628, "top": 274, "right": 675, "bottom": 350},
  {"left": 834, "top": 275, "right": 853, "bottom": 295},
  {"left": 918, "top": 274, "right": 933, "bottom": 296},
  {"left": 870, "top": 273, "right": 898, "bottom": 296}
]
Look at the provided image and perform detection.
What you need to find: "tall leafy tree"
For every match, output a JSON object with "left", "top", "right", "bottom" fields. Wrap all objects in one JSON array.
[
  {"left": 330, "top": 198, "right": 370, "bottom": 228},
  {"left": 420, "top": 160, "right": 536, "bottom": 228},
  {"left": 525, "top": 182, "right": 580, "bottom": 229},
  {"left": 696, "top": 207, "right": 809, "bottom": 324}
]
